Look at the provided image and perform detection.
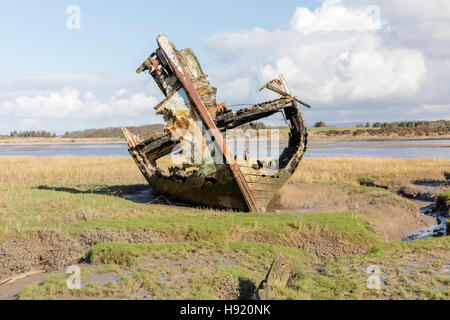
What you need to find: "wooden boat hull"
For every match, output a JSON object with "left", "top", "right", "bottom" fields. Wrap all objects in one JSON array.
[{"left": 122, "top": 35, "right": 308, "bottom": 212}]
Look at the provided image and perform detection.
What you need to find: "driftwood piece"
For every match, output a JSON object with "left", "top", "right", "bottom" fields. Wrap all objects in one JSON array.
[{"left": 255, "top": 253, "right": 291, "bottom": 300}]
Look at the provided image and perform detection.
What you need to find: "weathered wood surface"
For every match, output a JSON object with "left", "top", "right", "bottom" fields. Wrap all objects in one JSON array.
[
  {"left": 216, "top": 99, "right": 293, "bottom": 130},
  {"left": 256, "top": 254, "right": 291, "bottom": 300},
  {"left": 149, "top": 167, "right": 247, "bottom": 210},
  {"left": 240, "top": 167, "right": 291, "bottom": 211}
]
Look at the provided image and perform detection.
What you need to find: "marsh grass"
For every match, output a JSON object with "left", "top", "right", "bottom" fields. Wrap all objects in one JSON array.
[
  {"left": 0, "top": 156, "right": 381, "bottom": 246},
  {"left": 1, "top": 156, "right": 448, "bottom": 300},
  {"left": 0, "top": 156, "right": 145, "bottom": 188},
  {"left": 2, "top": 156, "right": 447, "bottom": 188},
  {"left": 290, "top": 157, "right": 449, "bottom": 186}
]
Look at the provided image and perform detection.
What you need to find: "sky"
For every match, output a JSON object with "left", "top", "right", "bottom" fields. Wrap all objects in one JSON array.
[{"left": 0, "top": 0, "right": 449, "bottom": 134}]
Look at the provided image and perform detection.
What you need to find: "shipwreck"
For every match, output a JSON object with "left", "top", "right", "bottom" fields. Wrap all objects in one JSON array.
[{"left": 122, "top": 35, "right": 310, "bottom": 212}]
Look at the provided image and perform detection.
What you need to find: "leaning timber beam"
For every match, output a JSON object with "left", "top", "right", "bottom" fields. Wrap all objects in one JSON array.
[{"left": 215, "top": 99, "right": 293, "bottom": 130}]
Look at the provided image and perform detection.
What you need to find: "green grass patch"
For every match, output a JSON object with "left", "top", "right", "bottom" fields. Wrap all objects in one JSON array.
[
  {"left": 73, "top": 210, "right": 379, "bottom": 247},
  {"left": 0, "top": 182, "right": 380, "bottom": 253}
]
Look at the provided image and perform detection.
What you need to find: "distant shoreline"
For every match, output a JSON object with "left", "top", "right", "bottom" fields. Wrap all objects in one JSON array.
[
  {"left": 308, "top": 135, "right": 450, "bottom": 142},
  {"left": 0, "top": 137, "right": 124, "bottom": 145},
  {"left": 0, "top": 135, "right": 449, "bottom": 146}
]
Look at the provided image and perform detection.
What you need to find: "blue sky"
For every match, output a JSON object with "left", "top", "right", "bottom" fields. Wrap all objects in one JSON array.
[
  {"left": 0, "top": 1, "right": 317, "bottom": 75},
  {"left": 0, "top": 0, "right": 449, "bottom": 134}
]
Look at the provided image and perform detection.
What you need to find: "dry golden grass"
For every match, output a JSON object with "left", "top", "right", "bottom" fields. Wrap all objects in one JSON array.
[
  {"left": 1, "top": 156, "right": 447, "bottom": 189},
  {"left": 0, "top": 156, "right": 145, "bottom": 188},
  {"left": 291, "top": 157, "right": 449, "bottom": 186}
]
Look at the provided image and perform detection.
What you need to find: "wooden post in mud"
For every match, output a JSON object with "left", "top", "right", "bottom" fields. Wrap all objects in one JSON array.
[{"left": 256, "top": 253, "right": 291, "bottom": 300}]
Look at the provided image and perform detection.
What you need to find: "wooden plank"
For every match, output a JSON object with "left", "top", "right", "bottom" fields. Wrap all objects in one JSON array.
[
  {"left": 165, "top": 179, "right": 185, "bottom": 196},
  {"left": 247, "top": 183, "right": 283, "bottom": 193},
  {"left": 244, "top": 175, "right": 288, "bottom": 185},
  {"left": 173, "top": 172, "right": 202, "bottom": 195}
]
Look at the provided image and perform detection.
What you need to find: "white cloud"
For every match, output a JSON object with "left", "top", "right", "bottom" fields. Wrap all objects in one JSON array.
[
  {"left": 207, "top": 0, "right": 426, "bottom": 104},
  {"left": 18, "top": 118, "right": 44, "bottom": 131},
  {"left": 0, "top": 87, "right": 160, "bottom": 134},
  {"left": 383, "top": 0, "right": 450, "bottom": 19},
  {"left": 413, "top": 104, "right": 450, "bottom": 117},
  {"left": 204, "top": 0, "right": 448, "bottom": 124},
  {"left": 290, "top": 1, "right": 383, "bottom": 33},
  {"left": 220, "top": 77, "right": 255, "bottom": 101}
]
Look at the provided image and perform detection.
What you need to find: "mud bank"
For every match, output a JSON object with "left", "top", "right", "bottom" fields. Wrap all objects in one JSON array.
[
  {"left": 273, "top": 183, "right": 436, "bottom": 241},
  {"left": 364, "top": 180, "right": 449, "bottom": 240},
  {"left": 0, "top": 271, "right": 47, "bottom": 300},
  {"left": 0, "top": 229, "right": 167, "bottom": 284},
  {"left": 121, "top": 183, "right": 443, "bottom": 243},
  {"left": 0, "top": 224, "right": 364, "bottom": 286}
]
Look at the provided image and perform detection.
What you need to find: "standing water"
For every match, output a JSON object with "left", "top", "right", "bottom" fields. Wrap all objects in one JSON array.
[{"left": 0, "top": 139, "right": 449, "bottom": 158}]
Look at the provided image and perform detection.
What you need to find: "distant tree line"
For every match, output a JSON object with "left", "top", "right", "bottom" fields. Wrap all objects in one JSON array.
[
  {"left": 355, "top": 122, "right": 371, "bottom": 128},
  {"left": 10, "top": 130, "right": 56, "bottom": 138},
  {"left": 7, "top": 124, "right": 166, "bottom": 139},
  {"left": 370, "top": 121, "right": 449, "bottom": 128},
  {"left": 317, "top": 120, "right": 450, "bottom": 138},
  {"left": 313, "top": 120, "right": 450, "bottom": 129},
  {"left": 356, "top": 120, "right": 450, "bottom": 129}
]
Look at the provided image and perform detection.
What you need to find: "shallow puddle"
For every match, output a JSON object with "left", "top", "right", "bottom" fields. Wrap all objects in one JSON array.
[
  {"left": 0, "top": 271, "right": 46, "bottom": 300},
  {"left": 123, "top": 188, "right": 158, "bottom": 204},
  {"left": 0, "top": 263, "right": 91, "bottom": 300}
]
